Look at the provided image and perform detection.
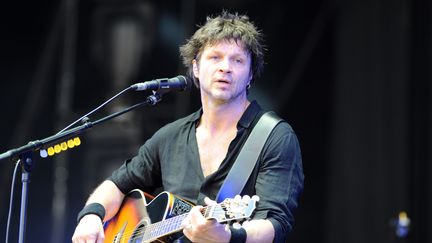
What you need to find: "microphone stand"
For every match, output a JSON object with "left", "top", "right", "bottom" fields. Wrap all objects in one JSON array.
[{"left": 0, "top": 91, "right": 163, "bottom": 243}]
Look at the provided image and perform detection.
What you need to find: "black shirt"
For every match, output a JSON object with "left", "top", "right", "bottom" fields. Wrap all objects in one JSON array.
[{"left": 109, "top": 100, "right": 304, "bottom": 242}]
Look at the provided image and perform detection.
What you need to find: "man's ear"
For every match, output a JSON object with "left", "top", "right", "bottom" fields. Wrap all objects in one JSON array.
[
  {"left": 192, "top": 60, "right": 199, "bottom": 78},
  {"left": 248, "top": 70, "right": 253, "bottom": 82}
]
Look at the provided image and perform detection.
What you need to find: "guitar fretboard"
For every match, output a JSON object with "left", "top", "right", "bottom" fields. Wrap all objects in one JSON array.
[
  {"left": 141, "top": 213, "right": 188, "bottom": 241},
  {"left": 140, "top": 204, "right": 218, "bottom": 241}
]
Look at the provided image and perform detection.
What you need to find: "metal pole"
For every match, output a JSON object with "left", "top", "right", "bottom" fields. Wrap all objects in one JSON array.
[{"left": 18, "top": 171, "right": 30, "bottom": 243}]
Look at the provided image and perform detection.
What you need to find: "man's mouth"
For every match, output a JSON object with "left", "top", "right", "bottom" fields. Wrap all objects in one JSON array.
[{"left": 215, "top": 78, "right": 230, "bottom": 84}]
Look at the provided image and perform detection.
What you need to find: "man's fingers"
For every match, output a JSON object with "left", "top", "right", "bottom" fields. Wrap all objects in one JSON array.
[
  {"left": 96, "top": 230, "right": 105, "bottom": 243},
  {"left": 204, "top": 197, "right": 216, "bottom": 206}
]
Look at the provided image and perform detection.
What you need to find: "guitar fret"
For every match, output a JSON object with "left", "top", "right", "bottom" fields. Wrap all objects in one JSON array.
[
  {"left": 142, "top": 213, "right": 189, "bottom": 241},
  {"left": 205, "top": 205, "right": 211, "bottom": 218},
  {"left": 157, "top": 226, "right": 161, "bottom": 237},
  {"left": 147, "top": 221, "right": 159, "bottom": 240},
  {"left": 142, "top": 223, "right": 152, "bottom": 240},
  {"left": 203, "top": 206, "right": 208, "bottom": 218}
]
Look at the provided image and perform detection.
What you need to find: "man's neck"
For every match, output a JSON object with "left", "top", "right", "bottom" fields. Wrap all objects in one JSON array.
[{"left": 199, "top": 98, "right": 250, "bottom": 134}]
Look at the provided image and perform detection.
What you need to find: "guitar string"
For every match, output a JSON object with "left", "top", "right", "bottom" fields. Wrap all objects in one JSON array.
[
  {"left": 115, "top": 206, "right": 236, "bottom": 241},
  {"left": 115, "top": 204, "right": 219, "bottom": 239},
  {"left": 115, "top": 203, "right": 247, "bottom": 241},
  {"left": 128, "top": 203, "right": 241, "bottom": 239},
  {"left": 117, "top": 213, "right": 189, "bottom": 241},
  {"left": 114, "top": 199, "right": 254, "bottom": 242},
  {"left": 128, "top": 209, "right": 231, "bottom": 242}
]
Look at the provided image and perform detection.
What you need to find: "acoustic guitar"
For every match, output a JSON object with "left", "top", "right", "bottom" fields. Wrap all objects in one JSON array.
[{"left": 103, "top": 189, "right": 259, "bottom": 242}]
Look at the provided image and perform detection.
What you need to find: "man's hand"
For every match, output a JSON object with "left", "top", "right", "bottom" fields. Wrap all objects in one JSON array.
[
  {"left": 181, "top": 197, "right": 231, "bottom": 243},
  {"left": 72, "top": 214, "right": 105, "bottom": 243}
]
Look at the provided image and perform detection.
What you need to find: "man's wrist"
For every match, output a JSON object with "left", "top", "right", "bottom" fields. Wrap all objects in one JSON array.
[
  {"left": 229, "top": 226, "right": 247, "bottom": 243},
  {"left": 77, "top": 202, "right": 106, "bottom": 223}
]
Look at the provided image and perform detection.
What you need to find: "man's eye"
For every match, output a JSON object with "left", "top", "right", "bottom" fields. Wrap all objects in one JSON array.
[{"left": 235, "top": 59, "right": 243, "bottom": 63}]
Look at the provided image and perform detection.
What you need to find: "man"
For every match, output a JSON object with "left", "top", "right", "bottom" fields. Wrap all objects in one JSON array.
[{"left": 72, "top": 11, "right": 304, "bottom": 243}]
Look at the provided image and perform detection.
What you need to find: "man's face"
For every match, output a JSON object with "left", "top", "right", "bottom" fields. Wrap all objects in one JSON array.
[{"left": 193, "top": 39, "right": 253, "bottom": 104}]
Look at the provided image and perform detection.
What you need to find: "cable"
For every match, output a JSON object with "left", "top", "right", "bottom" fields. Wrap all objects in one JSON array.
[
  {"left": 5, "top": 161, "right": 21, "bottom": 243},
  {"left": 56, "top": 86, "right": 133, "bottom": 134}
]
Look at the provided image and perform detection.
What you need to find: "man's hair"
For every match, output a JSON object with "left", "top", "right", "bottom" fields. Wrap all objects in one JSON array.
[{"left": 179, "top": 11, "right": 265, "bottom": 87}]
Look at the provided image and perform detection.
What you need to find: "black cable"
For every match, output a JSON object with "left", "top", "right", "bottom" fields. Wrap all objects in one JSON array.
[
  {"left": 56, "top": 86, "right": 133, "bottom": 134},
  {"left": 5, "top": 161, "right": 21, "bottom": 243}
]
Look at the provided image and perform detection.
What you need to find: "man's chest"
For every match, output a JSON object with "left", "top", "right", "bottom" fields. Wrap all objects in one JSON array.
[
  {"left": 195, "top": 129, "right": 237, "bottom": 177},
  {"left": 198, "top": 143, "right": 229, "bottom": 177}
]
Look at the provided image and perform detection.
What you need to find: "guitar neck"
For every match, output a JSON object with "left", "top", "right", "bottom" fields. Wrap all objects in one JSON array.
[
  {"left": 141, "top": 213, "right": 189, "bottom": 241},
  {"left": 141, "top": 204, "right": 221, "bottom": 241}
]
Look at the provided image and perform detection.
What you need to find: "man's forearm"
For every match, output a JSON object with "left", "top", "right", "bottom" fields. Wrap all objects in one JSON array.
[
  {"left": 242, "top": 219, "right": 275, "bottom": 243},
  {"left": 85, "top": 180, "right": 125, "bottom": 221}
]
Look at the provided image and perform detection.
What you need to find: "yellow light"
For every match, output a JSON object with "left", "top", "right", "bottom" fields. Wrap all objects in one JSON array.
[
  {"left": 399, "top": 211, "right": 407, "bottom": 220},
  {"left": 61, "top": 142, "right": 68, "bottom": 151},
  {"left": 73, "top": 137, "right": 81, "bottom": 146},
  {"left": 67, "top": 139, "right": 75, "bottom": 148},
  {"left": 48, "top": 147, "right": 55, "bottom": 156},
  {"left": 54, "top": 144, "right": 62, "bottom": 153},
  {"left": 45, "top": 137, "right": 82, "bottom": 157}
]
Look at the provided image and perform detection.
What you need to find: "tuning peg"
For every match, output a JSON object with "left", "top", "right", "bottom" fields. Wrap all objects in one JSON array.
[
  {"left": 252, "top": 195, "right": 260, "bottom": 202},
  {"left": 242, "top": 195, "right": 251, "bottom": 201}
]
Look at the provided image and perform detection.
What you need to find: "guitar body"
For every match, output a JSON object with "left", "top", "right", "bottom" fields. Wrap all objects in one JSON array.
[{"left": 104, "top": 190, "right": 193, "bottom": 243}]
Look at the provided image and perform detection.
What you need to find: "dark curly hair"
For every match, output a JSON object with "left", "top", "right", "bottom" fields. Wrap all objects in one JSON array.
[{"left": 179, "top": 11, "right": 265, "bottom": 87}]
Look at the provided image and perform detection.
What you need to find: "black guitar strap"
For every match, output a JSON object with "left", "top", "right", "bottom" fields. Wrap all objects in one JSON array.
[{"left": 215, "top": 111, "right": 283, "bottom": 203}]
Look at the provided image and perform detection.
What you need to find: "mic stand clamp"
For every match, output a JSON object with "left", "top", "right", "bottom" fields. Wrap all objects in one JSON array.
[{"left": 147, "top": 90, "right": 163, "bottom": 105}]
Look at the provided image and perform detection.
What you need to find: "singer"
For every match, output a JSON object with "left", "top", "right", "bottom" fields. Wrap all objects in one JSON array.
[{"left": 72, "top": 11, "right": 304, "bottom": 243}]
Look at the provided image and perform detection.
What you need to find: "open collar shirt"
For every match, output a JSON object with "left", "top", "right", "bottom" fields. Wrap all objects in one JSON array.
[{"left": 109, "top": 100, "right": 304, "bottom": 242}]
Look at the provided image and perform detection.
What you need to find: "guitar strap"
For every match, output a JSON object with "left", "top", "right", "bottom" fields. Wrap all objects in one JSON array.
[{"left": 215, "top": 111, "right": 283, "bottom": 203}]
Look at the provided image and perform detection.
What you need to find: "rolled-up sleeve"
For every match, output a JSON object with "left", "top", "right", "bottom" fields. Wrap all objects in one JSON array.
[
  {"left": 252, "top": 122, "right": 304, "bottom": 242},
  {"left": 108, "top": 129, "right": 164, "bottom": 194}
]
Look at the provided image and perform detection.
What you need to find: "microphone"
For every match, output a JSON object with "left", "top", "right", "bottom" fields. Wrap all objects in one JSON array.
[{"left": 131, "top": 75, "right": 189, "bottom": 92}]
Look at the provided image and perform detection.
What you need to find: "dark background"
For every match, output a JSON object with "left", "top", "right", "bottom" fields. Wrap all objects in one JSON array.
[{"left": 0, "top": 0, "right": 430, "bottom": 242}]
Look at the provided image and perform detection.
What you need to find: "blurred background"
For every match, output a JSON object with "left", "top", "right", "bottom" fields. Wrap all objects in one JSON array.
[{"left": 0, "top": 0, "right": 430, "bottom": 242}]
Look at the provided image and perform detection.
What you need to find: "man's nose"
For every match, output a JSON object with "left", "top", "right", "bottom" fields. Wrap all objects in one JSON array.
[{"left": 218, "top": 58, "right": 232, "bottom": 73}]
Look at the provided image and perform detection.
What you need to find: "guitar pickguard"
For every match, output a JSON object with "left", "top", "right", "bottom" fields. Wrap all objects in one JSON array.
[{"left": 171, "top": 197, "right": 192, "bottom": 217}]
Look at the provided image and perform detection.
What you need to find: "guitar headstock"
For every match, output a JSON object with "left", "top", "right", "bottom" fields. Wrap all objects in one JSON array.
[{"left": 209, "top": 195, "right": 259, "bottom": 223}]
